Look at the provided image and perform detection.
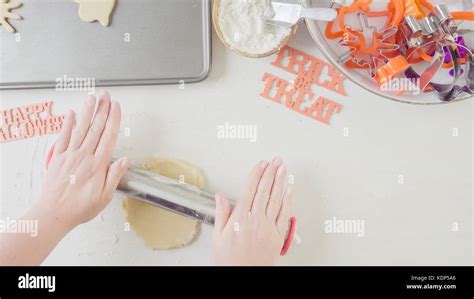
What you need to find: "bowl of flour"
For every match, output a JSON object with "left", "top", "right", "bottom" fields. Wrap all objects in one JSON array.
[{"left": 213, "top": 0, "right": 297, "bottom": 58}]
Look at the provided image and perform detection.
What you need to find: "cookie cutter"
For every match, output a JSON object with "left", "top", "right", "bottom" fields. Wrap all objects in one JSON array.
[
  {"left": 401, "top": 4, "right": 457, "bottom": 48},
  {"left": 403, "top": 0, "right": 426, "bottom": 19},
  {"left": 452, "top": 11, "right": 474, "bottom": 21},
  {"left": 433, "top": 45, "right": 473, "bottom": 101},
  {"left": 406, "top": 51, "right": 473, "bottom": 101},
  {"left": 339, "top": 11, "right": 400, "bottom": 77},
  {"left": 374, "top": 55, "right": 410, "bottom": 86},
  {"left": 400, "top": 4, "right": 474, "bottom": 99},
  {"left": 404, "top": 30, "right": 470, "bottom": 71},
  {"left": 325, "top": 0, "right": 402, "bottom": 40},
  {"left": 405, "top": 39, "right": 473, "bottom": 101},
  {"left": 324, "top": 0, "right": 473, "bottom": 101}
]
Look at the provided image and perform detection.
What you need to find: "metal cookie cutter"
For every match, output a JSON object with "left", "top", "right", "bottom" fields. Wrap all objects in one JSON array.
[
  {"left": 401, "top": 4, "right": 457, "bottom": 48},
  {"left": 431, "top": 48, "right": 473, "bottom": 101},
  {"left": 409, "top": 41, "right": 454, "bottom": 93},
  {"left": 339, "top": 12, "right": 400, "bottom": 77},
  {"left": 405, "top": 40, "right": 473, "bottom": 101},
  {"left": 401, "top": 4, "right": 474, "bottom": 100}
]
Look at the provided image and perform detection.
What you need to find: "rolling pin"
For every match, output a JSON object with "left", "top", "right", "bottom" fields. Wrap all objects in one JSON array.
[{"left": 116, "top": 163, "right": 217, "bottom": 226}]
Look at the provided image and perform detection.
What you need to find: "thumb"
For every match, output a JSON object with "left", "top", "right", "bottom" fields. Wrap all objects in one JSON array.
[
  {"left": 214, "top": 193, "right": 232, "bottom": 235},
  {"left": 101, "top": 157, "right": 131, "bottom": 205}
]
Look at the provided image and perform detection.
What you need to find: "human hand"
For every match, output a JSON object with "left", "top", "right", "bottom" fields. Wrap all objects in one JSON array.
[
  {"left": 35, "top": 91, "right": 131, "bottom": 230},
  {"left": 0, "top": 92, "right": 131, "bottom": 266},
  {"left": 212, "top": 158, "right": 293, "bottom": 266}
]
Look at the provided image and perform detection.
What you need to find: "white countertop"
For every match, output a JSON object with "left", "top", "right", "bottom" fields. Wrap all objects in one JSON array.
[{"left": 0, "top": 26, "right": 472, "bottom": 265}]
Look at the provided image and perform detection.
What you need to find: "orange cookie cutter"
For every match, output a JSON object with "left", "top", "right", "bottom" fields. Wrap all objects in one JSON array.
[
  {"left": 326, "top": 0, "right": 404, "bottom": 40},
  {"left": 403, "top": 0, "right": 426, "bottom": 19},
  {"left": 452, "top": 11, "right": 474, "bottom": 21},
  {"left": 374, "top": 55, "right": 410, "bottom": 86},
  {"left": 327, "top": 0, "right": 406, "bottom": 76},
  {"left": 339, "top": 11, "right": 401, "bottom": 76}
]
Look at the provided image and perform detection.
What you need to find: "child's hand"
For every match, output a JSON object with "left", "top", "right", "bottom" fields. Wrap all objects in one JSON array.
[
  {"left": 213, "top": 158, "right": 293, "bottom": 266},
  {"left": 35, "top": 91, "right": 131, "bottom": 230}
]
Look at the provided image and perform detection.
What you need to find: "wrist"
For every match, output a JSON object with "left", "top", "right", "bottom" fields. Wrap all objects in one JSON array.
[{"left": 27, "top": 200, "right": 77, "bottom": 239}]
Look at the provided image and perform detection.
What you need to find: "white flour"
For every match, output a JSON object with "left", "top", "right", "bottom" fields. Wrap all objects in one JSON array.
[{"left": 218, "top": 0, "right": 291, "bottom": 55}]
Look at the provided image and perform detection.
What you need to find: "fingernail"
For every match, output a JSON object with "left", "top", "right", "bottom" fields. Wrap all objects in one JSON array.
[
  {"left": 101, "top": 90, "right": 111, "bottom": 102},
  {"left": 261, "top": 160, "right": 269, "bottom": 168},
  {"left": 120, "top": 158, "right": 130, "bottom": 167},
  {"left": 67, "top": 110, "right": 76, "bottom": 121},
  {"left": 277, "top": 165, "right": 287, "bottom": 176},
  {"left": 272, "top": 157, "right": 283, "bottom": 167},
  {"left": 87, "top": 96, "right": 95, "bottom": 106},
  {"left": 215, "top": 193, "right": 223, "bottom": 205}
]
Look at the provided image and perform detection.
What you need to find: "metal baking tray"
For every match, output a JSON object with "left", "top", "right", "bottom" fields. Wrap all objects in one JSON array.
[{"left": 0, "top": 0, "right": 211, "bottom": 89}]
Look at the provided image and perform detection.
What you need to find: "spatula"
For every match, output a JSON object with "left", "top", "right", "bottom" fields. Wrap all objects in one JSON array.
[{"left": 265, "top": 2, "right": 337, "bottom": 28}]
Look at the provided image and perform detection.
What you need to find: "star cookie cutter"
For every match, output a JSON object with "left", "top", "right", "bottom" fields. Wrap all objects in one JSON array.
[{"left": 339, "top": 11, "right": 400, "bottom": 77}]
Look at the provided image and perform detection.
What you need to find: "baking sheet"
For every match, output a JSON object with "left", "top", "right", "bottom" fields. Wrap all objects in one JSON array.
[{"left": 0, "top": 0, "right": 211, "bottom": 89}]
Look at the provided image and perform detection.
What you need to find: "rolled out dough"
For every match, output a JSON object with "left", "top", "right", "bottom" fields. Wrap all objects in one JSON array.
[
  {"left": 74, "top": 0, "right": 116, "bottom": 27},
  {"left": 122, "top": 157, "right": 204, "bottom": 250}
]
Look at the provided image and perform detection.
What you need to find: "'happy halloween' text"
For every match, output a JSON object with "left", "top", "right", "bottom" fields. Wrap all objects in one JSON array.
[{"left": 0, "top": 102, "right": 64, "bottom": 143}]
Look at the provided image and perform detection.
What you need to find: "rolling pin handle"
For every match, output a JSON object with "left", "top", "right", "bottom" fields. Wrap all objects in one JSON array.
[{"left": 280, "top": 216, "right": 297, "bottom": 256}]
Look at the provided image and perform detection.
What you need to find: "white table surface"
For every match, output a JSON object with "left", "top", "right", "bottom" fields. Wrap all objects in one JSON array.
[{"left": 0, "top": 25, "right": 472, "bottom": 266}]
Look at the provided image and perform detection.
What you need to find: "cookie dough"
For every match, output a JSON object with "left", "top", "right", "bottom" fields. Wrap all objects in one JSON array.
[
  {"left": 74, "top": 0, "right": 116, "bottom": 27},
  {"left": 123, "top": 157, "right": 204, "bottom": 250},
  {"left": 0, "top": 0, "right": 22, "bottom": 33}
]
